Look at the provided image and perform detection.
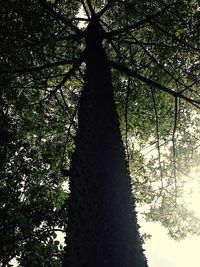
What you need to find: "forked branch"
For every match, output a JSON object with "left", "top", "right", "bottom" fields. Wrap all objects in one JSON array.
[{"left": 39, "top": 52, "right": 85, "bottom": 103}]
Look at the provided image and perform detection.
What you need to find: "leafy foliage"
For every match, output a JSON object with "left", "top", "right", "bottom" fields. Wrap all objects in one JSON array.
[{"left": 1, "top": 0, "right": 200, "bottom": 265}]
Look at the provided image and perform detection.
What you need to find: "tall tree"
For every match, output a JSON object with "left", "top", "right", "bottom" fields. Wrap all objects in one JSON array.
[
  {"left": 1, "top": 0, "right": 200, "bottom": 266},
  {"left": 62, "top": 15, "right": 147, "bottom": 266}
]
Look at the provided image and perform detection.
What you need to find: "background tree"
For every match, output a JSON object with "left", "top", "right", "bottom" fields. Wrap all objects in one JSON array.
[{"left": 1, "top": 0, "right": 200, "bottom": 266}]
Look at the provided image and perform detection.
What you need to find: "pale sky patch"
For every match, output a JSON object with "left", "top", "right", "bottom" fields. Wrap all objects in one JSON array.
[
  {"left": 141, "top": 220, "right": 200, "bottom": 267},
  {"left": 139, "top": 168, "right": 200, "bottom": 267}
]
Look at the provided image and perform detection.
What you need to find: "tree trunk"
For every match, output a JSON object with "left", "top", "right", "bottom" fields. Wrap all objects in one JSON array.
[{"left": 62, "top": 17, "right": 147, "bottom": 267}]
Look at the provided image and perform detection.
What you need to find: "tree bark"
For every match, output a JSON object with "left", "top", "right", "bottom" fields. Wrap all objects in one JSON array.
[{"left": 62, "top": 17, "right": 147, "bottom": 267}]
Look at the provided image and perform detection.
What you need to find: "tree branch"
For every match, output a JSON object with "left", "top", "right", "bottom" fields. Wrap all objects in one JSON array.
[
  {"left": 39, "top": 52, "right": 85, "bottom": 103},
  {"left": 85, "top": 0, "right": 95, "bottom": 16},
  {"left": 37, "top": 0, "right": 82, "bottom": 34},
  {"left": 56, "top": 32, "right": 85, "bottom": 41},
  {"left": 0, "top": 59, "right": 76, "bottom": 75},
  {"left": 180, "top": 79, "right": 200, "bottom": 94},
  {"left": 97, "top": 0, "right": 115, "bottom": 17},
  {"left": 150, "top": 86, "right": 164, "bottom": 184},
  {"left": 128, "top": 33, "right": 183, "bottom": 86},
  {"left": 109, "top": 60, "right": 200, "bottom": 108},
  {"left": 53, "top": 89, "right": 76, "bottom": 133},
  {"left": 118, "top": 39, "right": 174, "bottom": 48},
  {"left": 80, "top": 0, "right": 91, "bottom": 19},
  {"left": 172, "top": 97, "right": 178, "bottom": 203},
  {"left": 105, "top": 3, "right": 175, "bottom": 38},
  {"left": 149, "top": 19, "right": 200, "bottom": 53},
  {"left": 60, "top": 97, "right": 80, "bottom": 169},
  {"left": 125, "top": 76, "right": 131, "bottom": 162}
]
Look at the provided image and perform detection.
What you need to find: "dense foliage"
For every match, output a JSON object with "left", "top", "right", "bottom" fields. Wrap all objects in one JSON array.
[{"left": 1, "top": 0, "right": 200, "bottom": 265}]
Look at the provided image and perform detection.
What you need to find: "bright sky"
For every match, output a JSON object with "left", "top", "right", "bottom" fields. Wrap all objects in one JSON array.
[
  {"left": 139, "top": 173, "right": 200, "bottom": 267},
  {"left": 141, "top": 220, "right": 200, "bottom": 267}
]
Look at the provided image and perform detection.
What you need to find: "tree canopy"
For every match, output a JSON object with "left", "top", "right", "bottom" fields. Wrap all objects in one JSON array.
[{"left": 1, "top": 0, "right": 200, "bottom": 266}]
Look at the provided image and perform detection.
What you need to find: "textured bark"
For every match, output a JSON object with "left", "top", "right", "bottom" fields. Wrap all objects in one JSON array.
[{"left": 62, "top": 16, "right": 147, "bottom": 267}]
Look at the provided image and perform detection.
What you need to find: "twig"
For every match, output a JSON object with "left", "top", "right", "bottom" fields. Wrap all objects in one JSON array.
[
  {"left": 172, "top": 97, "right": 178, "bottom": 203},
  {"left": 125, "top": 76, "right": 131, "bottom": 162},
  {"left": 150, "top": 85, "right": 164, "bottom": 185},
  {"left": 180, "top": 79, "right": 200, "bottom": 94},
  {"left": 60, "top": 98, "right": 81, "bottom": 169}
]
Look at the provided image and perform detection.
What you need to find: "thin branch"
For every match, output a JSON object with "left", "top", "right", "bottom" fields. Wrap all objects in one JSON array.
[
  {"left": 180, "top": 79, "right": 200, "bottom": 94},
  {"left": 177, "top": 125, "right": 200, "bottom": 144},
  {"left": 101, "top": 22, "right": 155, "bottom": 70},
  {"left": 52, "top": 91, "right": 76, "bottom": 133},
  {"left": 0, "top": 59, "right": 76, "bottom": 75},
  {"left": 125, "top": 76, "right": 131, "bottom": 162},
  {"left": 119, "top": 39, "right": 174, "bottom": 48},
  {"left": 176, "top": 167, "right": 198, "bottom": 180},
  {"left": 189, "top": 88, "right": 200, "bottom": 99},
  {"left": 56, "top": 87, "right": 79, "bottom": 131},
  {"left": 59, "top": 88, "right": 73, "bottom": 117},
  {"left": 142, "top": 139, "right": 172, "bottom": 157},
  {"left": 73, "top": 73, "right": 84, "bottom": 85},
  {"left": 37, "top": 227, "right": 66, "bottom": 234},
  {"left": 53, "top": 92, "right": 66, "bottom": 111},
  {"left": 97, "top": 0, "right": 115, "bottom": 17},
  {"left": 105, "top": 3, "right": 175, "bottom": 38},
  {"left": 109, "top": 60, "right": 200, "bottom": 108},
  {"left": 40, "top": 73, "right": 74, "bottom": 103},
  {"left": 13, "top": 31, "right": 65, "bottom": 61},
  {"left": 172, "top": 97, "right": 178, "bottom": 203},
  {"left": 56, "top": 32, "right": 84, "bottom": 41},
  {"left": 105, "top": 18, "right": 150, "bottom": 38},
  {"left": 85, "top": 0, "right": 95, "bottom": 15},
  {"left": 105, "top": 38, "right": 122, "bottom": 62},
  {"left": 60, "top": 98, "right": 80, "bottom": 169},
  {"left": 37, "top": 0, "right": 82, "bottom": 34},
  {"left": 134, "top": 61, "right": 154, "bottom": 72},
  {"left": 150, "top": 86, "right": 164, "bottom": 185},
  {"left": 80, "top": 0, "right": 91, "bottom": 19},
  {"left": 129, "top": 33, "right": 183, "bottom": 86},
  {"left": 149, "top": 19, "right": 200, "bottom": 53},
  {"left": 172, "top": 98, "right": 178, "bottom": 143},
  {"left": 38, "top": 52, "right": 85, "bottom": 103},
  {"left": 139, "top": 138, "right": 170, "bottom": 154},
  {"left": 71, "top": 17, "right": 89, "bottom": 22},
  {"left": 100, "top": 20, "right": 120, "bottom": 58}
]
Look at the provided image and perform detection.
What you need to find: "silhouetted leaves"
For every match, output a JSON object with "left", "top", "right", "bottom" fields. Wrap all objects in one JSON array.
[{"left": 1, "top": 0, "right": 200, "bottom": 265}]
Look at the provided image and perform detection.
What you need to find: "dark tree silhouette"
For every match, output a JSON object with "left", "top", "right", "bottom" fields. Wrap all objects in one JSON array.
[
  {"left": 62, "top": 16, "right": 147, "bottom": 266},
  {"left": 1, "top": 0, "right": 200, "bottom": 266}
]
